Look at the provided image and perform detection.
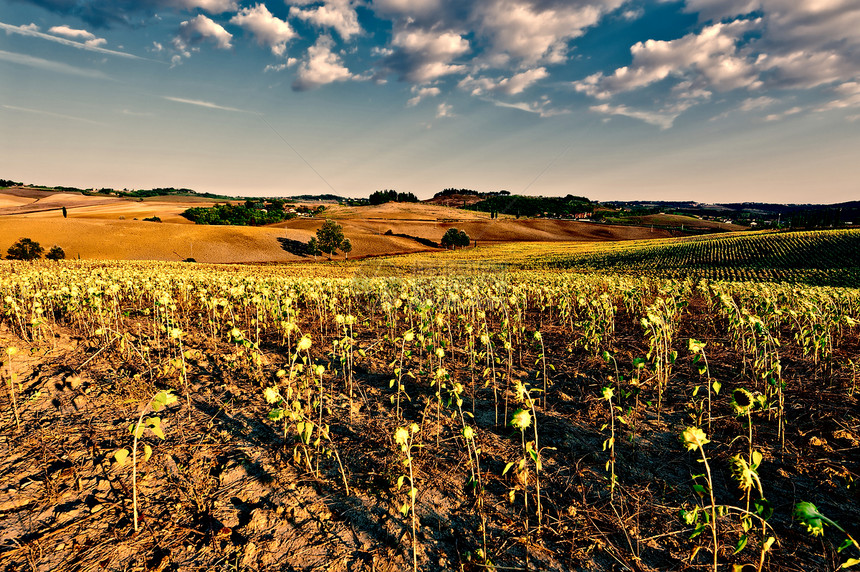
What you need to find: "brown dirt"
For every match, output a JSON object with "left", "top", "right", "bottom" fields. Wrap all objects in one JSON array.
[{"left": 0, "top": 284, "right": 857, "bottom": 571}]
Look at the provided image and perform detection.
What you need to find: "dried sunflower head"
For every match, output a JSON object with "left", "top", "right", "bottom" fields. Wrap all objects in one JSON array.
[{"left": 732, "top": 387, "right": 754, "bottom": 414}]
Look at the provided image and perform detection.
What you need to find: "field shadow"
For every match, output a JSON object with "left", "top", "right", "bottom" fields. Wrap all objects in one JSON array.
[{"left": 278, "top": 237, "right": 309, "bottom": 257}]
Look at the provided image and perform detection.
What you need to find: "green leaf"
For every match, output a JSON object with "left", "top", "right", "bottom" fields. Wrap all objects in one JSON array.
[
  {"left": 397, "top": 475, "right": 406, "bottom": 490},
  {"left": 734, "top": 535, "right": 748, "bottom": 554},
  {"left": 503, "top": 461, "right": 515, "bottom": 476},
  {"left": 712, "top": 381, "right": 721, "bottom": 395}
]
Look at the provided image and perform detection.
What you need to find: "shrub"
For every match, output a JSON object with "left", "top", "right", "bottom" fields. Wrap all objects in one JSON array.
[{"left": 46, "top": 246, "right": 66, "bottom": 260}]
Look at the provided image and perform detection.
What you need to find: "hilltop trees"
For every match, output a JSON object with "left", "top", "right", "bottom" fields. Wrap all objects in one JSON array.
[{"left": 369, "top": 190, "right": 418, "bottom": 205}]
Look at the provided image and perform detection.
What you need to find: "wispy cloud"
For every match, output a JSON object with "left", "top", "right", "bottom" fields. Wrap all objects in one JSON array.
[
  {"left": 0, "top": 49, "right": 110, "bottom": 79},
  {"left": 163, "top": 96, "right": 251, "bottom": 113},
  {"left": 0, "top": 21, "right": 148, "bottom": 60},
  {"left": 1, "top": 104, "right": 107, "bottom": 125}
]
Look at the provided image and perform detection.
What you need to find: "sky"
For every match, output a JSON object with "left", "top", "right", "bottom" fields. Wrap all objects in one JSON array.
[{"left": 1, "top": 0, "right": 859, "bottom": 203}]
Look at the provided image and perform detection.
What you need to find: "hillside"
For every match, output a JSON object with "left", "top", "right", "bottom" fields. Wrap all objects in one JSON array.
[{"left": 0, "top": 188, "right": 680, "bottom": 263}]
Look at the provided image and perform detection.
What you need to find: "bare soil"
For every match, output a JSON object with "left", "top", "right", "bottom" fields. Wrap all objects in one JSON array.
[{"left": 0, "top": 289, "right": 857, "bottom": 572}]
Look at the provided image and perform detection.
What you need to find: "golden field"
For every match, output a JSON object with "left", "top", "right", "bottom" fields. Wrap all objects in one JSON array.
[{"left": 1, "top": 187, "right": 677, "bottom": 263}]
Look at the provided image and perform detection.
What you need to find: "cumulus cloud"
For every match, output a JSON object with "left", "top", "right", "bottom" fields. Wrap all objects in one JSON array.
[
  {"left": 173, "top": 14, "right": 232, "bottom": 56},
  {"left": 230, "top": 4, "right": 295, "bottom": 56},
  {"left": 384, "top": 27, "right": 470, "bottom": 83},
  {"left": 292, "top": 36, "right": 354, "bottom": 91},
  {"left": 289, "top": 0, "right": 362, "bottom": 41},
  {"left": 574, "top": 19, "right": 762, "bottom": 98},
  {"left": 472, "top": 0, "right": 625, "bottom": 67},
  {"left": 683, "top": 1, "right": 860, "bottom": 88}
]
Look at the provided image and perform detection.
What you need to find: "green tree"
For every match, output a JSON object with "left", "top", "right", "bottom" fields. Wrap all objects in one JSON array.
[
  {"left": 316, "top": 219, "right": 345, "bottom": 259},
  {"left": 441, "top": 228, "right": 470, "bottom": 250},
  {"left": 306, "top": 237, "right": 321, "bottom": 260},
  {"left": 6, "top": 238, "right": 44, "bottom": 260},
  {"left": 62, "top": 206, "right": 67, "bottom": 218},
  {"left": 45, "top": 245, "right": 65, "bottom": 260},
  {"left": 341, "top": 238, "right": 352, "bottom": 260}
]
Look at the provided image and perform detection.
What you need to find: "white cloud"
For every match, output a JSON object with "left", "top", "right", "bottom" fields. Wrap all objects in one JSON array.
[
  {"left": 264, "top": 57, "right": 298, "bottom": 73},
  {"left": 459, "top": 67, "right": 548, "bottom": 96},
  {"left": 176, "top": 0, "right": 238, "bottom": 12},
  {"left": 388, "top": 27, "right": 470, "bottom": 83},
  {"left": 756, "top": 50, "right": 852, "bottom": 89},
  {"left": 764, "top": 105, "right": 803, "bottom": 121},
  {"left": 590, "top": 102, "right": 679, "bottom": 129},
  {"left": 815, "top": 81, "right": 860, "bottom": 113},
  {"left": 473, "top": 0, "right": 625, "bottom": 67},
  {"left": 407, "top": 86, "right": 441, "bottom": 106},
  {"left": 0, "top": 21, "right": 143, "bottom": 59},
  {"left": 738, "top": 95, "right": 775, "bottom": 111},
  {"left": 289, "top": 0, "right": 362, "bottom": 41},
  {"left": 293, "top": 36, "right": 354, "bottom": 91},
  {"left": 493, "top": 97, "right": 566, "bottom": 118},
  {"left": 574, "top": 19, "right": 762, "bottom": 98},
  {"left": 683, "top": 0, "right": 762, "bottom": 21},
  {"left": 0, "top": 49, "right": 109, "bottom": 78},
  {"left": 48, "top": 25, "right": 109, "bottom": 48},
  {"left": 230, "top": 4, "right": 295, "bottom": 56},
  {"left": 48, "top": 25, "right": 96, "bottom": 40},
  {"left": 163, "top": 96, "right": 249, "bottom": 112},
  {"left": 174, "top": 14, "right": 232, "bottom": 56},
  {"left": 436, "top": 102, "right": 454, "bottom": 117}
]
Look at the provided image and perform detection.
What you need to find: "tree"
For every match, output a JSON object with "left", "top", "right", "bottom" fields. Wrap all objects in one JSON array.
[
  {"left": 306, "top": 237, "right": 321, "bottom": 260},
  {"left": 46, "top": 245, "right": 65, "bottom": 260},
  {"left": 62, "top": 206, "right": 67, "bottom": 218},
  {"left": 340, "top": 238, "right": 352, "bottom": 260},
  {"left": 316, "top": 219, "right": 345, "bottom": 259},
  {"left": 441, "top": 228, "right": 470, "bottom": 250},
  {"left": 6, "top": 238, "right": 44, "bottom": 260}
]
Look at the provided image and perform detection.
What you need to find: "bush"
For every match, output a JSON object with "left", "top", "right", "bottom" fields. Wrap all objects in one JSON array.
[
  {"left": 6, "top": 238, "right": 44, "bottom": 260},
  {"left": 45, "top": 246, "right": 65, "bottom": 260},
  {"left": 143, "top": 216, "right": 162, "bottom": 222}
]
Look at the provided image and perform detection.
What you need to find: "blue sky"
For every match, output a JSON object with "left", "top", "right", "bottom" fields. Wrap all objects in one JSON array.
[{"left": 1, "top": 0, "right": 859, "bottom": 202}]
